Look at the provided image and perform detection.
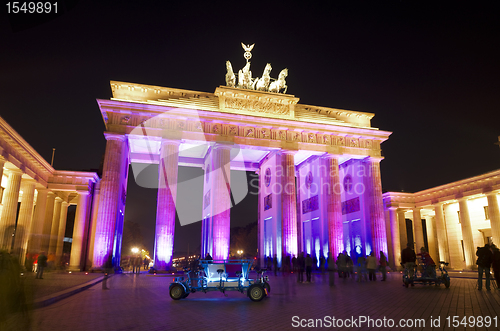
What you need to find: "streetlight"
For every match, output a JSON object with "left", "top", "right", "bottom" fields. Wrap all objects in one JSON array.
[{"left": 131, "top": 247, "right": 139, "bottom": 254}]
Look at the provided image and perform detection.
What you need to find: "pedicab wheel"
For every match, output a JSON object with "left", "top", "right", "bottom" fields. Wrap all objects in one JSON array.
[
  {"left": 444, "top": 277, "right": 450, "bottom": 288},
  {"left": 263, "top": 282, "right": 271, "bottom": 294},
  {"left": 170, "top": 284, "right": 185, "bottom": 300},
  {"left": 182, "top": 291, "right": 190, "bottom": 299},
  {"left": 248, "top": 284, "right": 265, "bottom": 302}
]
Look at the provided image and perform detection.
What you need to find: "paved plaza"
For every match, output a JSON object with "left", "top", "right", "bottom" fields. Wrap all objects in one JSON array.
[{"left": 5, "top": 271, "right": 496, "bottom": 331}]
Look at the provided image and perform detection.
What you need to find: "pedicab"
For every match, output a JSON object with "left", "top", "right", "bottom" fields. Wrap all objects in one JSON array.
[
  {"left": 169, "top": 259, "right": 270, "bottom": 302},
  {"left": 401, "top": 259, "right": 450, "bottom": 288}
]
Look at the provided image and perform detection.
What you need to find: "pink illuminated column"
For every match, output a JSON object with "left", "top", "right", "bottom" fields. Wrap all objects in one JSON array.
[
  {"left": 210, "top": 144, "right": 231, "bottom": 261},
  {"left": 387, "top": 207, "right": 401, "bottom": 270},
  {"left": 154, "top": 140, "right": 180, "bottom": 270},
  {"left": 458, "top": 197, "right": 475, "bottom": 269},
  {"left": 322, "top": 155, "right": 343, "bottom": 259},
  {"left": 0, "top": 169, "right": 22, "bottom": 250},
  {"left": 48, "top": 197, "right": 63, "bottom": 256},
  {"left": 362, "top": 158, "right": 388, "bottom": 259},
  {"left": 13, "top": 179, "right": 36, "bottom": 263},
  {"left": 28, "top": 188, "right": 48, "bottom": 255},
  {"left": 93, "top": 133, "right": 127, "bottom": 268},
  {"left": 486, "top": 193, "right": 500, "bottom": 246},
  {"left": 412, "top": 208, "right": 425, "bottom": 251},
  {"left": 70, "top": 191, "right": 90, "bottom": 271},
  {"left": 280, "top": 151, "right": 298, "bottom": 258}
]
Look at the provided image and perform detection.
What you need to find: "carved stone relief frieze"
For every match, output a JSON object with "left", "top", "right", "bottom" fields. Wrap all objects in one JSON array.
[
  {"left": 225, "top": 98, "right": 290, "bottom": 116},
  {"left": 228, "top": 125, "right": 238, "bottom": 136},
  {"left": 244, "top": 127, "right": 255, "bottom": 137}
]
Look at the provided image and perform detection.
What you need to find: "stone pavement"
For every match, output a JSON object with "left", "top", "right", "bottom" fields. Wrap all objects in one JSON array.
[{"left": 11, "top": 271, "right": 497, "bottom": 331}]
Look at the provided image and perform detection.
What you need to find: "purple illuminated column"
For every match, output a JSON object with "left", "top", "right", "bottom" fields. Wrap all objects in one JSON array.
[
  {"left": 93, "top": 133, "right": 127, "bottom": 268},
  {"left": 362, "top": 157, "right": 387, "bottom": 259},
  {"left": 0, "top": 169, "right": 22, "bottom": 250},
  {"left": 210, "top": 144, "right": 231, "bottom": 261},
  {"left": 281, "top": 151, "right": 298, "bottom": 258},
  {"left": 322, "top": 155, "right": 343, "bottom": 259},
  {"left": 154, "top": 140, "right": 180, "bottom": 270}
]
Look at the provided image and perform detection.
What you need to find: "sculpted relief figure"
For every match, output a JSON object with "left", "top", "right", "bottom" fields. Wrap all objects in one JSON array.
[
  {"left": 268, "top": 68, "right": 288, "bottom": 94},
  {"left": 225, "top": 61, "right": 236, "bottom": 87},
  {"left": 255, "top": 63, "right": 272, "bottom": 91}
]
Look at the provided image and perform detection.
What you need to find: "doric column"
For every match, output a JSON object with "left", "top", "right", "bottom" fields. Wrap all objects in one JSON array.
[
  {"left": 388, "top": 207, "right": 401, "bottom": 269},
  {"left": 13, "top": 179, "right": 36, "bottom": 263},
  {"left": 362, "top": 158, "right": 387, "bottom": 258},
  {"left": 48, "top": 197, "right": 63, "bottom": 256},
  {"left": 28, "top": 188, "right": 48, "bottom": 255},
  {"left": 426, "top": 216, "right": 439, "bottom": 262},
  {"left": 87, "top": 182, "right": 100, "bottom": 267},
  {"left": 281, "top": 150, "right": 298, "bottom": 258},
  {"left": 398, "top": 209, "right": 407, "bottom": 249},
  {"left": 70, "top": 191, "right": 90, "bottom": 271},
  {"left": 412, "top": 208, "right": 425, "bottom": 251},
  {"left": 41, "top": 192, "right": 55, "bottom": 252},
  {"left": 458, "top": 197, "right": 475, "bottom": 269},
  {"left": 486, "top": 193, "right": 500, "bottom": 245},
  {"left": 0, "top": 156, "right": 6, "bottom": 187},
  {"left": 93, "top": 133, "right": 127, "bottom": 268},
  {"left": 154, "top": 140, "right": 180, "bottom": 269},
  {"left": 322, "top": 155, "right": 342, "bottom": 260},
  {"left": 434, "top": 202, "right": 450, "bottom": 263},
  {"left": 55, "top": 201, "right": 69, "bottom": 260},
  {"left": 0, "top": 169, "right": 23, "bottom": 250}
]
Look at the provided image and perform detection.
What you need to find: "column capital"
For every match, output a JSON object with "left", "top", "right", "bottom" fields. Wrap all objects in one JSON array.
[
  {"left": 364, "top": 156, "right": 384, "bottom": 164},
  {"left": 484, "top": 190, "right": 499, "bottom": 197},
  {"left": 47, "top": 191, "right": 56, "bottom": 197},
  {"left": 76, "top": 189, "right": 91, "bottom": 196},
  {"left": 160, "top": 139, "right": 182, "bottom": 146},
  {"left": 279, "top": 149, "right": 297, "bottom": 156},
  {"left": 54, "top": 196, "right": 63, "bottom": 202},
  {"left": 6, "top": 168, "right": 23, "bottom": 175},
  {"left": 321, "top": 153, "right": 340, "bottom": 160},
  {"left": 212, "top": 142, "right": 233, "bottom": 150},
  {"left": 104, "top": 132, "right": 126, "bottom": 142}
]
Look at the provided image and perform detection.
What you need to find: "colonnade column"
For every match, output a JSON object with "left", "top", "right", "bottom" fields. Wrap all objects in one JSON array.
[
  {"left": 69, "top": 191, "right": 90, "bottom": 271},
  {"left": 0, "top": 169, "right": 23, "bottom": 250},
  {"left": 281, "top": 151, "right": 298, "bottom": 258},
  {"left": 13, "top": 179, "right": 36, "bottom": 263},
  {"left": 434, "top": 203, "right": 450, "bottom": 263},
  {"left": 412, "top": 208, "right": 425, "bottom": 251},
  {"left": 362, "top": 158, "right": 387, "bottom": 258},
  {"left": 93, "top": 133, "right": 127, "bottom": 268},
  {"left": 388, "top": 207, "right": 401, "bottom": 270},
  {"left": 0, "top": 156, "right": 5, "bottom": 189},
  {"left": 154, "top": 140, "right": 180, "bottom": 269},
  {"left": 486, "top": 193, "right": 500, "bottom": 245},
  {"left": 55, "top": 201, "right": 69, "bottom": 261},
  {"left": 210, "top": 143, "right": 231, "bottom": 261},
  {"left": 41, "top": 192, "right": 56, "bottom": 252},
  {"left": 28, "top": 188, "right": 48, "bottom": 255},
  {"left": 398, "top": 209, "right": 407, "bottom": 250},
  {"left": 87, "top": 183, "right": 101, "bottom": 267},
  {"left": 322, "top": 155, "right": 342, "bottom": 260},
  {"left": 458, "top": 197, "right": 475, "bottom": 269},
  {"left": 48, "top": 197, "right": 63, "bottom": 256}
]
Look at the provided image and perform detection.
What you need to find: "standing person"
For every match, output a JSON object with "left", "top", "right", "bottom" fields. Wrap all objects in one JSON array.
[
  {"left": 379, "top": 251, "right": 388, "bottom": 281},
  {"left": 476, "top": 243, "right": 493, "bottom": 290},
  {"left": 305, "top": 254, "right": 313, "bottom": 283},
  {"left": 336, "top": 252, "right": 346, "bottom": 278},
  {"left": 319, "top": 254, "right": 326, "bottom": 273},
  {"left": 273, "top": 254, "right": 278, "bottom": 276},
  {"left": 326, "top": 252, "right": 335, "bottom": 286},
  {"left": 36, "top": 251, "right": 48, "bottom": 279},
  {"left": 135, "top": 255, "right": 141, "bottom": 274},
  {"left": 366, "top": 252, "right": 377, "bottom": 281},
  {"left": 297, "top": 252, "right": 305, "bottom": 283},
  {"left": 102, "top": 254, "right": 113, "bottom": 290},
  {"left": 491, "top": 244, "right": 500, "bottom": 286},
  {"left": 143, "top": 257, "right": 149, "bottom": 270},
  {"left": 291, "top": 255, "right": 297, "bottom": 273},
  {"left": 401, "top": 243, "right": 417, "bottom": 285},
  {"left": 357, "top": 255, "right": 367, "bottom": 282}
]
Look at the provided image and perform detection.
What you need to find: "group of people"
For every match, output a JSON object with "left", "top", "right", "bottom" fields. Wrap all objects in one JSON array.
[
  {"left": 128, "top": 256, "right": 148, "bottom": 273},
  {"left": 476, "top": 243, "right": 500, "bottom": 291},
  {"left": 263, "top": 250, "right": 389, "bottom": 286}
]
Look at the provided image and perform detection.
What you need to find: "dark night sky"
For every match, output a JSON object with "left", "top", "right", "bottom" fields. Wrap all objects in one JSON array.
[{"left": 2, "top": 1, "right": 500, "bottom": 255}]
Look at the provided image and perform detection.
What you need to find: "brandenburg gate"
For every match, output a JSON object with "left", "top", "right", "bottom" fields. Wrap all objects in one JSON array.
[{"left": 92, "top": 44, "right": 392, "bottom": 270}]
